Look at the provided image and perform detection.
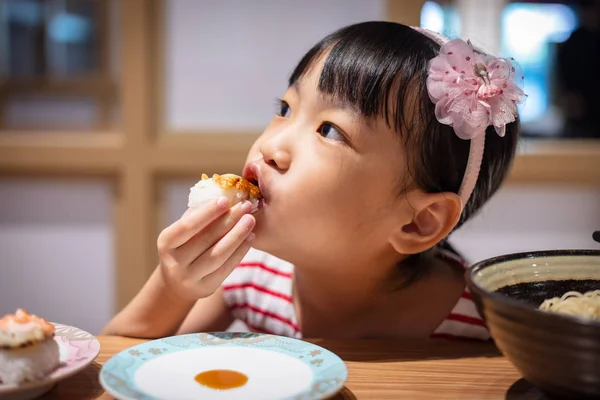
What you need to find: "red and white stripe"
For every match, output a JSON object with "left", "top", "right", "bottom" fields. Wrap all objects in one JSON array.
[
  {"left": 222, "top": 248, "right": 489, "bottom": 340},
  {"left": 431, "top": 290, "right": 489, "bottom": 340},
  {"left": 223, "top": 249, "right": 301, "bottom": 338},
  {"left": 432, "top": 248, "right": 489, "bottom": 340}
]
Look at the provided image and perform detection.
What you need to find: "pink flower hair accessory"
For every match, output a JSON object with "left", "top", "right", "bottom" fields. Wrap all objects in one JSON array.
[
  {"left": 427, "top": 38, "right": 526, "bottom": 140},
  {"left": 413, "top": 27, "right": 527, "bottom": 208}
]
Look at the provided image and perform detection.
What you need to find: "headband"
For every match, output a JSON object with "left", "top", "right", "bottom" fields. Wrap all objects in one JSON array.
[{"left": 412, "top": 27, "right": 526, "bottom": 208}]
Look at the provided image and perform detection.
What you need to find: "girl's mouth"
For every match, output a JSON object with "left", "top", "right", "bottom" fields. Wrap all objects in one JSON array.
[{"left": 243, "top": 161, "right": 268, "bottom": 206}]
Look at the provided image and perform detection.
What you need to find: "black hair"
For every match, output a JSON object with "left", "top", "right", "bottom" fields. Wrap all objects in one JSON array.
[{"left": 289, "top": 21, "right": 519, "bottom": 285}]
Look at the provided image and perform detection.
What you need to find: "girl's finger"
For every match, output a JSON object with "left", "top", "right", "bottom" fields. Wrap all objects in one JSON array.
[
  {"left": 189, "top": 214, "right": 256, "bottom": 277},
  {"left": 158, "top": 197, "right": 229, "bottom": 249},
  {"left": 199, "top": 232, "right": 255, "bottom": 290},
  {"left": 175, "top": 201, "right": 253, "bottom": 266}
]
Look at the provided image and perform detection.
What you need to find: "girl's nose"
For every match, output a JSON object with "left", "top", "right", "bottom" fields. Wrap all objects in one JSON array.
[
  {"left": 259, "top": 131, "right": 292, "bottom": 171},
  {"left": 262, "top": 147, "right": 291, "bottom": 171}
]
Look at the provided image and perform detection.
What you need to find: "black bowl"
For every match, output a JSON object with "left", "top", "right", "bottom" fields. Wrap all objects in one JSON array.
[{"left": 466, "top": 250, "right": 600, "bottom": 399}]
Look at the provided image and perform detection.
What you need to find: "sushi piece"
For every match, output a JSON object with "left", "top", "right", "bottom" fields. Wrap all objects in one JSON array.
[
  {"left": 188, "top": 173, "right": 262, "bottom": 212},
  {"left": 0, "top": 309, "right": 60, "bottom": 385}
]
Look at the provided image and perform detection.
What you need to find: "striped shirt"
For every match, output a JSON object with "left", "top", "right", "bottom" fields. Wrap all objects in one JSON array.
[{"left": 222, "top": 248, "right": 489, "bottom": 340}]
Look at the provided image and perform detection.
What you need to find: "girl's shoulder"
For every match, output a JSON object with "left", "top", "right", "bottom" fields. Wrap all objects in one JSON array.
[
  {"left": 432, "top": 286, "right": 490, "bottom": 340},
  {"left": 433, "top": 245, "right": 490, "bottom": 340}
]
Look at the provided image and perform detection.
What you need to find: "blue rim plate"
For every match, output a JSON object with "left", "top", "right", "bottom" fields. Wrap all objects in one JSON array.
[{"left": 100, "top": 332, "right": 348, "bottom": 400}]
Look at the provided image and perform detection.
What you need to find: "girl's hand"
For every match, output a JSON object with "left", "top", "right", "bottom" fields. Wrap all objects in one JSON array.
[{"left": 156, "top": 197, "right": 256, "bottom": 301}]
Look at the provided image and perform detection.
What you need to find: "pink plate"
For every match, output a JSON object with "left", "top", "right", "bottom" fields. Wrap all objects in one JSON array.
[{"left": 0, "top": 323, "right": 100, "bottom": 400}]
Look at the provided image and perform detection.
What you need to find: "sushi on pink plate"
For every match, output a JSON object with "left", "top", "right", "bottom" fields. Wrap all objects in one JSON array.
[
  {"left": 0, "top": 309, "right": 100, "bottom": 400},
  {"left": 0, "top": 309, "right": 60, "bottom": 385}
]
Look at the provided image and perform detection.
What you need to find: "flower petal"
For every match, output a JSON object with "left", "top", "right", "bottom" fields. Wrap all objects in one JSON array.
[
  {"left": 488, "top": 96, "right": 517, "bottom": 128},
  {"left": 488, "top": 59, "right": 511, "bottom": 82},
  {"left": 439, "top": 39, "right": 482, "bottom": 77},
  {"left": 426, "top": 77, "right": 447, "bottom": 100},
  {"left": 453, "top": 116, "right": 485, "bottom": 140},
  {"left": 495, "top": 125, "right": 506, "bottom": 137},
  {"left": 434, "top": 97, "right": 454, "bottom": 125}
]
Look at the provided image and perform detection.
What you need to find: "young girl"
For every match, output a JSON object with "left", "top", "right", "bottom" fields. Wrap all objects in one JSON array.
[{"left": 103, "top": 22, "right": 525, "bottom": 340}]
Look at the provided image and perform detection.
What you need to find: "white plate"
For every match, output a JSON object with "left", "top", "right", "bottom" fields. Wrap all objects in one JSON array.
[
  {"left": 100, "top": 332, "right": 347, "bottom": 400},
  {"left": 0, "top": 323, "right": 100, "bottom": 400}
]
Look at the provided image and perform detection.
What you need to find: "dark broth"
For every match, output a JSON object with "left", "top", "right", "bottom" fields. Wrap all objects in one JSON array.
[{"left": 495, "top": 279, "right": 600, "bottom": 306}]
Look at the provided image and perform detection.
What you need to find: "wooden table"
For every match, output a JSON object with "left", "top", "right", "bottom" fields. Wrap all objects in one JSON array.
[{"left": 41, "top": 335, "right": 545, "bottom": 400}]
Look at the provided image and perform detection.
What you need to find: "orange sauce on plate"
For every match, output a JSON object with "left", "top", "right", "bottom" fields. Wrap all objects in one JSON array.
[{"left": 194, "top": 369, "right": 248, "bottom": 390}]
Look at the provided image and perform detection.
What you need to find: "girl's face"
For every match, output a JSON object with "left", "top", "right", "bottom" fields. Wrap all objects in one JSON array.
[{"left": 244, "top": 57, "right": 412, "bottom": 267}]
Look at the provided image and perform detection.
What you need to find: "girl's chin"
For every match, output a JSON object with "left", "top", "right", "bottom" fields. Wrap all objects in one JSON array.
[
  {"left": 248, "top": 224, "right": 279, "bottom": 253},
  {"left": 246, "top": 235, "right": 271, "bottom": 255}
]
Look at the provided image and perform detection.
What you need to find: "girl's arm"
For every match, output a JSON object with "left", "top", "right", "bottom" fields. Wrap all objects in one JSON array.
[
  {"left": 100, "top": 267, "right": 194, "bottom": 338},
  {"left": 101, "top": 268, "right": 233, "bottom": 337},
  {"left": 176, "top": 286, "right": 233, "bottom": 334}
]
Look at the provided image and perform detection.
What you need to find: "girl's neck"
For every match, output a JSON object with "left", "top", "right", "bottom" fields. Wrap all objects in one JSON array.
[{"left": 291, "top": 250, "right": 465, "bottom": 339}]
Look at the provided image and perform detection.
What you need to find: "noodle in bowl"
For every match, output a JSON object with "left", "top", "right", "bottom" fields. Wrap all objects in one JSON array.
[
  {"left": 539, "top": 290, "right": 600, "bottom": 320},
  {"left": 466, "top": 249, "right": 600, "bottom": 399}
]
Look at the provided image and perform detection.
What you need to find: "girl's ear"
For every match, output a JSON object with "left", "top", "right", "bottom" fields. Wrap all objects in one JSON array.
[{"left": 388, "top": 191, "right": 462, "bottom": 255}]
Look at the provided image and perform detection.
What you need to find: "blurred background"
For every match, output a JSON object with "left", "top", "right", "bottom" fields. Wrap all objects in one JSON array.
[{"left": 0, "top": 0, "right": 598, "bottom": 334}]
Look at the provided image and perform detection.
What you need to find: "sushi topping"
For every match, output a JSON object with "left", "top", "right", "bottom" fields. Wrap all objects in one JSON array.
[
  {"left": 212, "top": 174, "right": 261, "bottom": 199},
  {"left": 0, "top": 309, "right": 55, "bottom": 348}
]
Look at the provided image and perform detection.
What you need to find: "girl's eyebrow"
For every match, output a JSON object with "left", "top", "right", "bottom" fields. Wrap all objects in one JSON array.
[
  {"left": 320, "top": 95, "right": 374, "bottom": 133},
  {"left": 290, "top": 78, "right": 373, "bottom": 133}
]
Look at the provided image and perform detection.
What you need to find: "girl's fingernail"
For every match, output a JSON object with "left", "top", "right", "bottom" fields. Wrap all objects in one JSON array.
[
  {"left": 241, "top": 201, "right": 253, "bottom": 213},
  {"left": 246, "top": 233, "right": 256, "bottom": 243},
  {"left": 217, "top": 197, "right": 229, "bottom": 209},
  {"left": 241, "top": 214, "right": 255, "bottom": 227}
]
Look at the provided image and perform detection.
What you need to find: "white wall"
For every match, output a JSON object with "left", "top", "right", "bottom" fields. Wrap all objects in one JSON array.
[
  {"left": 0, "top": 179, "right": 114, "bottom": 335},
  {"left": 455, "top": 0, "right": 506, "bottom": 55},
  {"left": 165, "top": 0, "right": 386, "bottom": 131},
  {"left": 4, "top": 97, "right": 100, "bottom": 130},
  {"left": 450, "top": 185, "right": 600, "bottom": 263}
]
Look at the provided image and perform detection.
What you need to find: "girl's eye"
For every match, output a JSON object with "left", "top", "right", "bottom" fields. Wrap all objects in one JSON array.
[
  {"left": 276, "top": 99, "right": 291, "bottom": 118},
  {"left": 317, "top": 122, "right": 346, "bottom": 142}
]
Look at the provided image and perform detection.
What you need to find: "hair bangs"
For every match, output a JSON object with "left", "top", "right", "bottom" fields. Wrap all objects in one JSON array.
[{"left": 288, "top": 22, "right": 439, "bottom": 135}]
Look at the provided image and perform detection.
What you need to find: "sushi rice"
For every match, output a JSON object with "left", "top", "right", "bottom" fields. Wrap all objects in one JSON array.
[
  {"left": 0, "top": 309, "right": 60, "bottom": 385},
  {"left": 188, "top": 173, "right": 261, "bottom": 212}
]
